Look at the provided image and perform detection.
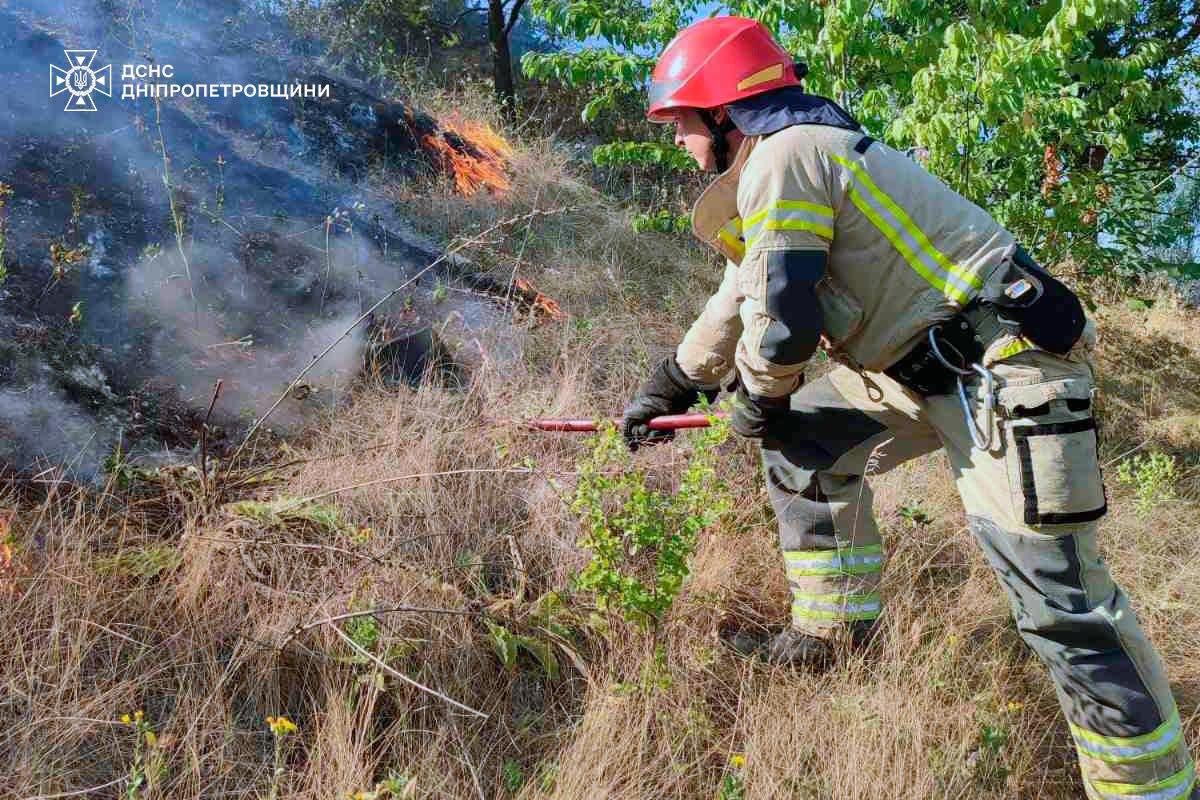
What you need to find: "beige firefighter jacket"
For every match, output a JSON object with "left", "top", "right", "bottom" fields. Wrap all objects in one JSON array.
[{"left": 676, "top": 124, "right": 1021, "bottom": 397}]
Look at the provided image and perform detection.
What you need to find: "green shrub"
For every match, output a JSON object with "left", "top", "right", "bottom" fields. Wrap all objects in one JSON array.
[
  {"left": 570, "top": 413, "right": 730, "bottom": 628},
  {"left": 1117, "top": 451, "right": 1178, "bottom": 515}
]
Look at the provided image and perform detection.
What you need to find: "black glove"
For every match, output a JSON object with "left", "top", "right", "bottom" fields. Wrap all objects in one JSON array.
[
  {"left": 731, "top": 384, "right": 792, "bottom": 440},
  {"left": 622, "top": 357, "right": 717, "bottom": 451}
]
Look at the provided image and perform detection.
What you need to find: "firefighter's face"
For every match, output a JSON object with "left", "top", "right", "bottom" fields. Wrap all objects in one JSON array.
[{"left": 673, "top": 108, "right": 720, "bottom": 171}]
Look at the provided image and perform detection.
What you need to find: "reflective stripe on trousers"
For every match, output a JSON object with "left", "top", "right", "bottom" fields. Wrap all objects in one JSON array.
[{"left": 761, "top": 361, "right": 1194, "bottom": 797}]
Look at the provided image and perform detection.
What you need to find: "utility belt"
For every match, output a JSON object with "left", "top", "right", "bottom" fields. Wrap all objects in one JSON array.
[
  {"left": 883, "top": 245, "right": 1087, "bottom": 449},
  {"left": 883, "top": 302, "right": 1000, "bottom": 397}
]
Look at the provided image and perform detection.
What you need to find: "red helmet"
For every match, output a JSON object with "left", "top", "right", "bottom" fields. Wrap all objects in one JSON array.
[{"left": 647, "top": 16, "right": 800, "bottom": 123}]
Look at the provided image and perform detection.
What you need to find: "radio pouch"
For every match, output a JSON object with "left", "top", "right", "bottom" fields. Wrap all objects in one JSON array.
[{"left": 980, "top": 246, "right": 1085, "bottom": 355}]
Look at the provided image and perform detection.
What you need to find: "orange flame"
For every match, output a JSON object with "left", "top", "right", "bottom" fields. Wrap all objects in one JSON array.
[
  {"left": 512, "top": 277, "right": 566, "bottom": 323},
  {"left": 0, "top": 512, "right": 24, "bottom": 597},
  {"left": 422, "top": 116, "right": 513, "bottom": 196}
]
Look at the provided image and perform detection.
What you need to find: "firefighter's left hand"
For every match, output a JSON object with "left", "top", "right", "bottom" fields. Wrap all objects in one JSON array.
[{"left": 731, "top": 386, "right": 791, "bottom": 439}]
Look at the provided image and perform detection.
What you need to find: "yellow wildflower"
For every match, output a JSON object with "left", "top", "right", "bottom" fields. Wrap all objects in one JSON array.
[
  {"left": 1006, "top": 701, "right": 1024, "bottom": 714},
  {"left": 730, "top": 753, "right": 746, "bottom": 769},
  {"left": 134, "top": 710, "right": 144, "bottom": 723},
  {"left": 267, "top": 715, "right": 298, "bottom": 736},
  {"left": 120, "top": 713, "right": 132, "bottom": 725}
]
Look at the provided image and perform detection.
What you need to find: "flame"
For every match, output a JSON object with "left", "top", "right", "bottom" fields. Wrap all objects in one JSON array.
[
  {"left": 512, "top": 277, "right": 565, "bottom": 323},
  {"left": 422, "top": 116, "right": 513, "bottom": 196},
  {"left": 0, "top": 512, "right": 24, "bottom": 597}
]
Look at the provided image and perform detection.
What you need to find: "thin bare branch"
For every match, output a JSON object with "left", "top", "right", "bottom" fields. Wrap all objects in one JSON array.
[
  {"left": 200, "top": 379, "right": 223, "bottom": 499},
  {"left": 23, "top": 775, "right": 127, "bottom": 800},
  {"left": 279, "top": 604, "right": 481, "bottom": 650},
  {"left": 280, "top": 466, "right": 534, "bottom": 510},
  {"left": 330, "top": 623, "right": 488, "bottom": 719},
  {"left": 431, "top": 4, "right": 485, "bottom": 30},
  {"left": 193, "top": 534, "right": 387, "bottom": 567},
  {"left": 225, "top": 206, "right": 573, "bottom": 474}
]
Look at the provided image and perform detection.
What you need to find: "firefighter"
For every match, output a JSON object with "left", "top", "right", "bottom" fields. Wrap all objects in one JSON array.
[{"left": 621, "top": 16, "right": 1195, "bottom": 800}]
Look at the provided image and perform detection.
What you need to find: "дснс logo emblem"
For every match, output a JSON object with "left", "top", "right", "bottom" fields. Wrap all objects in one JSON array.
[{"left": 50, "top": 50, "right": 112, "bottom": 111}]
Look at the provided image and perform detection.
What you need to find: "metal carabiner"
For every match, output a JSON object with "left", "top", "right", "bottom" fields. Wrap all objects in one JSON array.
[
  {"left": 928, "top": 326, "right": 995, "bottom": 451},
  {"left": 956, "top": 364, "right": 994, "bottom": 451}
]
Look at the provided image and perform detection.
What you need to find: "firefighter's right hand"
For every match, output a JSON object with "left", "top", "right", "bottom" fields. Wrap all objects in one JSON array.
[
  {"left": 731, "top": 385, "right": 792, "bottom": 440},
  {"left": 621, "top": 357, "right": 712, "bottom": 451}
]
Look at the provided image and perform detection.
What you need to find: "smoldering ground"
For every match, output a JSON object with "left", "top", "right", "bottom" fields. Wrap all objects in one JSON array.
[{"left": 0, "top": 0, "right": 515, "bottom": 477}]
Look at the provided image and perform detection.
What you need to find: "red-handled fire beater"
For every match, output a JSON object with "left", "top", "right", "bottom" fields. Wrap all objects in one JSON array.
[{"left": 526, "top": 411, "right": 727, "bottom": 433}]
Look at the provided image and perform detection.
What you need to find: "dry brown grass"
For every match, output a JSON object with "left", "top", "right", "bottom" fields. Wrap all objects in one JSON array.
[{"left": 1, "top": 117, "right": 1198, "bottom": 800}]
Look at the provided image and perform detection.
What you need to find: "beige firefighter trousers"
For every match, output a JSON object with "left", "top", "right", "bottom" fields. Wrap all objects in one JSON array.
[{"left": 761, "top": 348, "right": 1195, "bottom": 799}]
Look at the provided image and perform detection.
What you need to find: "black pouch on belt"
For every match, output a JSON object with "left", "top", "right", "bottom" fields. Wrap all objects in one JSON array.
[
  {"left": 885, "top": 316, "right": 984, "bottom": 397},
  {"left": 980, "top": 246, "right": 1085, "bottom": 355}
]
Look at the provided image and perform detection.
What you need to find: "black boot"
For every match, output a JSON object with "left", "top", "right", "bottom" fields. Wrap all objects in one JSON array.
[
  {"left": 722, "top": 626, "right": 835, "bottom": 669},
  {"left": 764, "top": 628, "right": 835, "bottom": 667},
  {"left": 723, "top": 622, "right": 877, "bottom": 668}
]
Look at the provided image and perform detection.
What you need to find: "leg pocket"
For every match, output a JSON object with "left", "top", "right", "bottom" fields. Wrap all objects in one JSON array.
[{"left": 999, "top": 379, "right": 1108, "bottom": 527}]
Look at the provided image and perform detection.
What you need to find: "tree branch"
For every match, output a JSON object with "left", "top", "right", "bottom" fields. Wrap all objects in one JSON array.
[
  {"left": 504, "top": 0, "right": 528, "bottom": 37},
  {"left": 431, "top": 4, "right": 485, "bottom": 31},
  {"left": 330, "top": 624, "right": 489, "bottom": 719}
]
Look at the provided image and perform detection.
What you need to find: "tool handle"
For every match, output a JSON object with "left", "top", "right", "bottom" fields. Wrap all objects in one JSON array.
[{"left": 527, "top": 411, "right": 727, "bottom": 432}]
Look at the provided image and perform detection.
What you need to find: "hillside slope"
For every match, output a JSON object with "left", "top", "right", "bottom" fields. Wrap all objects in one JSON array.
[{"left": 2, "top": 102, "right": 1198, "bottom": 800}]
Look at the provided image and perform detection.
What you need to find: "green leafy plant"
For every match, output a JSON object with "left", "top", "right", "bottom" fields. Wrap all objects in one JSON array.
[
  {"left": 119, "top": 710, "right": 163, "bottom": 799},
  {"left": 352, "top": 772, "right": 415, "bottom": 799},
  {"left": 717, "top": 773, "right": 746, "bottom": 800},
  {"left": 485, "top": 619, "right": 560, "bottom": 679},
  {"left": 632, "top": 208, "right": 691, "bottom": 235},
  {"left": 226, "top": 497, "right": 349, "bottom": 536},
  {"left": 717, "top": 754, "right": 747, "bottom": 800},
  {"left": 345, "top": 610, "right": 381, "bottom": 652},
  {"left": 525, "top": 0, "right": 1199, "bottom": 274},
  {"left": 501, "top": 759, "right": 524, "bottom": 794},
  {"left": 570, "top": 413, "right": 730, "bottom": 628},
  {"left": 968, "top": 720, "right": 1011, "bottom": 788},
  {"left": 898, "top": 502, "right": 932, "bottom": 527},
  {"left": 592, "top": 141, "right": 695, "bottom": 172},
  {"left": 1117, "top": 451, "right": 1178, "bottom": 515}
]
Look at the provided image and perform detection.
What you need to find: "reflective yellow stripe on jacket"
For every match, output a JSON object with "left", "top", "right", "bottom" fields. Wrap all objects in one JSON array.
[
  {"left": 831, "top": 154, "right": 982, "bottom": 306},
  {"left": 717, "top": 217, "right": 745, "bottom": 262},
  {"left": 743, "top": 200, "right": 834, "bottom": 251}
]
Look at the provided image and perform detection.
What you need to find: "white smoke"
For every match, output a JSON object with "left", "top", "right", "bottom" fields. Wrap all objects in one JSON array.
[{"left": 0, "top": 380, "right": 119, "bottom": 478}]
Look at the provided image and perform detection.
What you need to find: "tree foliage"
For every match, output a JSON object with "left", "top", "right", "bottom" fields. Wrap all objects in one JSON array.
[{"left": 524, "top": 0, "right": 1200, "bottom": 273}]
